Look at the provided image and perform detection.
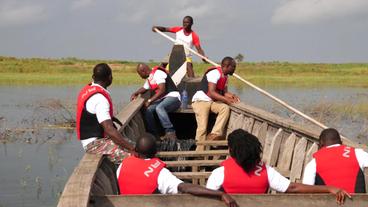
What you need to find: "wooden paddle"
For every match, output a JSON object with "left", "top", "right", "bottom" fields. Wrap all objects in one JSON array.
[{"left": 153, "top": 28, "right": 351, "bottom": 139}]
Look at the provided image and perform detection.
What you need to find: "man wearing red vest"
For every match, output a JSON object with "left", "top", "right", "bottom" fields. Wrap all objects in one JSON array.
[
  {"left": 76, "top": 63, "right": 135, "bottom": 163},
  {"left": 131, "top": 63, "right": 181, "bottom": 140},
  {"left": 192, "top": 57, "right": 240, "bottom": 151},
  {"left": 303, "top": 128, "right": 368, "bottom": 193},
  {"left": 207, "top": 129, "right": 350, "bottom": 205},
  {"left": 116, "top": 133, "right": 239, "bottom": 207},
  {"left": 152, "top": 16, "right": 207, "bottom": 77}
]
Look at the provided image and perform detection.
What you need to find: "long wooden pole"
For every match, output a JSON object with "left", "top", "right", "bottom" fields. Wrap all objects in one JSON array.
[{"left": 154, "top": 28, "right": 330, "bottom": 129}]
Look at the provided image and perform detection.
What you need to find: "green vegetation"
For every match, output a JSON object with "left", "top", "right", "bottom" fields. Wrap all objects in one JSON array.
[{"left": 1, "top": 56, "right": 368, "bottom": 87}]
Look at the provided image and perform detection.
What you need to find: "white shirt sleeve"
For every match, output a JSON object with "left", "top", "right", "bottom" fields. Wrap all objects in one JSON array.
[
  {"left": 266, "top": 165, "right": 291, "bottom": 193},
  {"left": 154, "top": 70, "right": 167, "bottom": 85},
  {"left": 206, "top": 166, "right": 224, "bottom": 190},
  {"left": 85, "top": 93, "right": 111, "bottom": 123},
  {"left": 206, "top": 69, "right": 221, "bottom": 84},
  {"left": 157, "top": 168, "right": 184, "bottom": 194},
  {"left": 356, "top": 148, "right": 368, "bottom": 169},
  {"left": 143, "top": 80, "right": 150, "bottom": 90},
  {"left": 302, "top": 159, "right": 316, "bottom": 185}
]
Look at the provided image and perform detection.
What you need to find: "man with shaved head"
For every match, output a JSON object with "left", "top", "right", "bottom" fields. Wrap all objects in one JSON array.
[
  {"left": 192, "top": 57, "right": 240, "bottom": 150},
  {"left": 131, "top": 63, "right": 181, "bottom": 140},
  {"left": 76, "top": 63, "right": 135, "bottom": 163},
  {"left": 303, "top": 128, "right": 368, "bottom": 193},
  {"left": 116, "top": 133, "right": 239, "bottom": 207}
]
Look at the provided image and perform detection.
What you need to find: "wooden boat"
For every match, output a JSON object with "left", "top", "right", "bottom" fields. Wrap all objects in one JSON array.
[{"left": 57, "top": 46, "right": 368, "bottom": 207}]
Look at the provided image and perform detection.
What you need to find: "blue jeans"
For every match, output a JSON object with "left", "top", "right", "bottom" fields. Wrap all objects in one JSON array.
[{"left": 144, "top": 96, "right": 181, "bottom": 136}]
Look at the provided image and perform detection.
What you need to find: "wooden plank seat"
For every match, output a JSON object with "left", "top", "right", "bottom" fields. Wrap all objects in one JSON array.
[
  {"left": 172, "top": 172, "right": 211, "bottom": 180},
  {"left": 157, "top": 150, "right": 228, "bottom": 158},
  {"left": 164, "top": 160, "right": 223, "bottom": 167}
]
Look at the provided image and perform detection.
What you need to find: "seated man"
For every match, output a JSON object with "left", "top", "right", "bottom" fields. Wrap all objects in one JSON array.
[
  {"left": 192, "top": 57, "right": 239, "bottom": 151},
  {"left": 116, "top": 134, "right": 238, "bottom": 207},
  {"left": 76, "top": 63, "right": 135, "bottom": 164},
  {"left": 206, "top": 129, "right": 350, "bottom": 205},
  {"left": 152, "top": 16, "right": 207, "bottom": 77},
  {"left": 131, "top": 63, "right": 181, "bottom": 140},
  {"left": 303, "top": 128, "right": 368, "bottom": 193}
]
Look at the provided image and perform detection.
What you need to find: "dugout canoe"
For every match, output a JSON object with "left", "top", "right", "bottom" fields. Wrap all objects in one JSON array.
[
  {"left": 58, "top": 44, "right": 368, "bottom": 206},
  {"left": 57, "top": 94, "right": 368, "bottom": 207}
]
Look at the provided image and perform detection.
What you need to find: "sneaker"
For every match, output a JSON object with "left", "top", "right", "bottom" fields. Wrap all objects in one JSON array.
[
  {"left": 161, "top": 131, "right": 177, "bottom": 141},
  {"left": 206, "top": 133, "right": 225, "bottom": 141}
]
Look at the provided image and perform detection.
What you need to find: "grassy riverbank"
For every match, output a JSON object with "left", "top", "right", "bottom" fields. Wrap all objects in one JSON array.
[{"left": 1, "top": 56, "right": 368, "bottom": 87}]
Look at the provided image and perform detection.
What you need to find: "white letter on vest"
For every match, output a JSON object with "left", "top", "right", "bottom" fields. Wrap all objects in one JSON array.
[{"left": 343, "top": 147, "right": 351, "bottom": 158}]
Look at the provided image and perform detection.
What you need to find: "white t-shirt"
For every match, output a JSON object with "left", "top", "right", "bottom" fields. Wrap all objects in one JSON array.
[
  {"left": 192, "top": 69, "right": 222, "bottom": 102},
  {"left": 143, "top": 70, "right": 180, "bottom": 100},
  {"left": 116, "top": 162, "right": 184, "bottom": 194},
  {"left": 206, "top": 165, "right": 291, "bottom": 193},
  {"left": 302, "top": 144, "right": 368, "bottom": 185},
  {"left": 81, "top": 83, "right": 111, "bottom": 149}
]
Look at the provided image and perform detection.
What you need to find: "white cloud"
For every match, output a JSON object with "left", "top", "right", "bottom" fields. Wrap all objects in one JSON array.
[
  {"left": 0, "top": 2, "right": 46, "bottom": 27},
  {"left": 115, "top": 0, "right": 215, "bottom": 23},
  {"left": 272, "top": 0, "right": 368, "bottom": 25},
  {"left": 70, "top": 0, "right": 95, "bottom": 11}
]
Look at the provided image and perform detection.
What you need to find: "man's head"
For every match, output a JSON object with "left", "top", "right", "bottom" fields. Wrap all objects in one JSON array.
[
  {"left": 135, "top": 133, "right": 157, "bottom": 158},
  {"left": 221, "top": 57, "right": 236, "bottom": 76},
  {"left": 228, "top": 129, "right": 262, "bottom": 173},
  {"left": 92, "top": 63, "right": 112, "bottom": 87},
  {"left": 182, "top": 16, "right": 193, "bottom": 30},
  {"left": 136, "top": 63, "right": 151, "bottom": 79},
  {"left": 319, "top": 128, "right": 342, "bottom": 148}
]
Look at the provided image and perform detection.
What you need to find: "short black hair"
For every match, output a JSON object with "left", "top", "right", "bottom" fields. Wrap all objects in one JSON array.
[
  {"left": 221, "top": 56, "right": 235, "bottom": 66},
  {"left": 319, "top": 128, "right": 342, "bottom": 145},
  {"left": 183, "top": 16, "right": 193, "bottom": 24},
  {"left": 93, "top": 63, "right": 111, "bottom": 82},
  {"left": 135, "top": 133, "right": 157, "bottom": 158},
  {"left": 228, "top": 129, "right": 262, "bottom": 174}
]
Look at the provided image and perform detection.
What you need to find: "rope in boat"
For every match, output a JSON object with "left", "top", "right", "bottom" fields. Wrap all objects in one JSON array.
[{"left": 154, "top": 28, "right": 330, "bottom": 131}]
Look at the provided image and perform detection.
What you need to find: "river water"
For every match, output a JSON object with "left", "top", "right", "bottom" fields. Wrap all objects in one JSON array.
[{"left": 0, "top": 85, "right": 367, "bottom": 207}]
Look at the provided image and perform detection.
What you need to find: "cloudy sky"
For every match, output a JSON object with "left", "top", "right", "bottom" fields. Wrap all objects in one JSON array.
[{"left": 0, "top": 0, "right": 367, "bottom": 63}]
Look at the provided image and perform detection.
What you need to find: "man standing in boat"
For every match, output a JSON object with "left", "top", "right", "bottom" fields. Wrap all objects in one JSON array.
[
  {"left": 152, "top": 16, "right": 207, "bottom": 77},
  {"left": 116, "top": 133, "right": 238, "bottom": 207},
  {"left": 302, "top": 128, "right": 368, "bottom": 193},
  {"left": 192, "top": 56, "right": 240, "bottom": 151},
  {"left": 206, "top": 129, "right": 351, "bottom": 205},
  {"left": 131, "top": 63, "right": 181, "bottom": 140},
  {"left": 76, "top": 63, "right": 135, "bottom": 164}
]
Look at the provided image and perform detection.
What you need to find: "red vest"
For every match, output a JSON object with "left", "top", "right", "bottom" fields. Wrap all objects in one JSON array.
[
  {"left": 222, "top": 157, "right": 269, "bottom": 194},
  {"left": 200, "top": 66, "right": 228, "bottom": 95},
  {"left": 118, "top": 156, "right": 166, "bottom": 194},
  {"left": 147, "top": 66, "right": 169, "bottom": 93},
  {"left": 314, "top": 145, "right": 363, "bottom": 193},
  {"left": 76, "top": 83, "right": 113, "bottom": 140}
]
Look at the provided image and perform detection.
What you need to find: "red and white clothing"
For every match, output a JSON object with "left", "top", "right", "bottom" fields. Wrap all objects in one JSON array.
[
  {"left": 117, "top": 156, "right": 183, "bottom": 194},
  {"left": 168, "top": 26, "right": 201, "bottom": 58},
  {"left": 207, "top": 158, "right": 290, "bottom": 193},
  {"left": 302, "top": 144, "right": 368, "bottom": 193},
  {"left": 143, "top": 68, "right": 180, "bottom": 100},
  {"left": 77, "top": 83, "right": 112, "bottom": 149},
  {"left": 192, "top": 67, "right": 228, "bottom": 102}
]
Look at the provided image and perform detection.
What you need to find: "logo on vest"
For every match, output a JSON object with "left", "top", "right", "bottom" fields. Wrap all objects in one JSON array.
[
  {"left": 144, "top": 160, "right": 162, "bottom": 177},
  {"left": 254, "top": 163, "right": 263, "bottom": 176},
  {"left": 81, "top": 87, "right": 97, "bottom": 99},
  {"left": 343, "top": 147, "right": 351, "bottom": 158}
]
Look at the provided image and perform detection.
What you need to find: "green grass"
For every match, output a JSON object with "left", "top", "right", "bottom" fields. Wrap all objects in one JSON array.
[{"left": 1, "top": 56, "right": 368, "bottom": 87}]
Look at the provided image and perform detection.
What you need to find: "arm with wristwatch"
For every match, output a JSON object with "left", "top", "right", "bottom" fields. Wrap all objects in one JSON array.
[{"left": 144, "top": 83, "right": 165, "bottom": 108}]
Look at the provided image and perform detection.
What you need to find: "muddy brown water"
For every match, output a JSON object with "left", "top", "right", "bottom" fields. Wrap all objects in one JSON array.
[{"left": 0, "top": 86, "right": 367, "bottom": 207}]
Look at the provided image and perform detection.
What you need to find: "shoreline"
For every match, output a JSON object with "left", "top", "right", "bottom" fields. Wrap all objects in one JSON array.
[{"left": 1, "top": 56, "right": 368, "bottom": 87}]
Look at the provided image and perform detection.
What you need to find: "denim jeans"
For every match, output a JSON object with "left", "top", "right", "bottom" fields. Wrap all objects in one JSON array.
[{"left": 144, "top": 96, "right": 181, "bottom": 136}]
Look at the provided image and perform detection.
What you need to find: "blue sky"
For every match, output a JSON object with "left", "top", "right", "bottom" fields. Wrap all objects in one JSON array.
[{"left": 0, "top": 0, "right": 367, "bottom": 63}]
